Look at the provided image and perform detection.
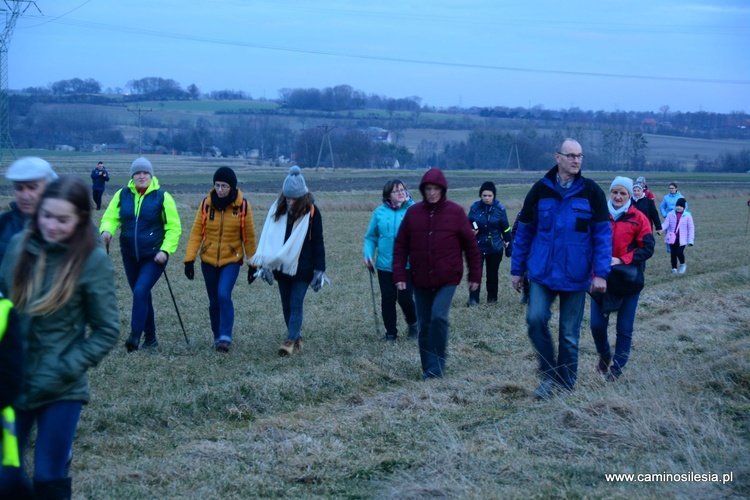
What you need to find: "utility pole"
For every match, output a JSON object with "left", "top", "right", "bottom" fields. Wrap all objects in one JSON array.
[
  {"left": 127, "top": 107, "right": 152, "bottom": 156},
  {"left": 505, "top": 140, "right": 521, "bottom": 170},
  {"left": 315, "top": 125, "right": 335, "bottom": 171},
  {"left": 0, "top": 1, "right": 40, "bottom": 165}
]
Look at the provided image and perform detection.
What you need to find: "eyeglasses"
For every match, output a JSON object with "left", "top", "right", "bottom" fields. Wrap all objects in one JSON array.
[
  {"left": 557, "top": 152, "right": 584, "bottom": 160},
  {"left": 391, "top": 189, "right": 407, "bottom": 194},
  {"left": 214, "top": 183, "right": 231, "bottom": 191}
]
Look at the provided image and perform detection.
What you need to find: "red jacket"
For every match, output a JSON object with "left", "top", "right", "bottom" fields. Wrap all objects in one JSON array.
[
  {"left": 611, "top": 204, "right": 655, "bottom": 265},
  {"left": 393, "top": 168, "right": 482, "bottom": 289}
]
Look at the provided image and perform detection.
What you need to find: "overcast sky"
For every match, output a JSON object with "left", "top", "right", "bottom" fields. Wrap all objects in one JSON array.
[{"left": 8, "top": 0, "right": 750, "bottom": 114}]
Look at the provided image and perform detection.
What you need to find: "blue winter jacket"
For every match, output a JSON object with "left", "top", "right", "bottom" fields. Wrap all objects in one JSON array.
[
  {"left": 511, "top": 166, "right": 612, "bottom": 292},
  {"left": 363, "top": 199, "right": 414, "bottom": 272},
  {"left": 660, "top": 191, "right": 687, "bottom": 218},
  {"left": 467, "top": 199, "right": 511, "bottom": 255}
]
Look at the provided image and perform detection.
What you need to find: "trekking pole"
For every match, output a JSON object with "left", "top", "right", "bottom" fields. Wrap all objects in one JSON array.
[
  {"left": 368, "top": 267, "right": 380, "bottom": 337},
  {"left": 162, "top": 267, "right": 190, "bottom": 345},
  {"left": 745, "top": 206, "right": 750, "bottom": 236}
]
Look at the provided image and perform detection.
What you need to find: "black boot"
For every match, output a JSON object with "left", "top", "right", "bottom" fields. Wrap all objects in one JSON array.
[
  {"left": 33, "top": 477, "right": 72, "bottom": 500},
  {"left": 125, "top": 331, "right": 141, "bottom": 352},
  {"left": 142, "top": 333, "right": 159, "bottom": 349}
]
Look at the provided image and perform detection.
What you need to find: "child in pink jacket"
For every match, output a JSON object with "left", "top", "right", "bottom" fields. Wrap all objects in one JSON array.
[{"left": 663, "top": 198, "right": 694, "bottom": 274}]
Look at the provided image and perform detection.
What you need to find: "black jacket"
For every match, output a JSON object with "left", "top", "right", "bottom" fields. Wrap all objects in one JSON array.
[{"left": 632, "top": 196, "right": 662, "bottom": 231}]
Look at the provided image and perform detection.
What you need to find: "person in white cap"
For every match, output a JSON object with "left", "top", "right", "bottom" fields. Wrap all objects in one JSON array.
[{"left": 0, "top": 157, "right": 58, "bottom": 264}]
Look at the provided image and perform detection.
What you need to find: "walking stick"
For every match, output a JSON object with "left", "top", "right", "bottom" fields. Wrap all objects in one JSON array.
[
  {"left": 162, "top": 268, "right": 190, "bottom": 345},
  {"left": 368, "top": 267, "right": 380, "bottom": 337}
]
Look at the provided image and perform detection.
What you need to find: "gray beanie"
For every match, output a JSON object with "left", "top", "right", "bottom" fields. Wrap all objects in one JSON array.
[
  {"left": 5, "top": 157, "right": 58, "bottom": 182},
  {"left": 282, "top": 165, "right": 308, "bottom": 198},
  {"left": 130, "top": 157, "right": 154, "bottom": 177},
  {"left": 610, "top": 176, "right": 634, "bottom": 198}
]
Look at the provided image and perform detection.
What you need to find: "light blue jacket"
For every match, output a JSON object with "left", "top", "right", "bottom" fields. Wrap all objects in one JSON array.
[
  {"left": 660, "top": 191, "right": 687, "bottom": 218},
  {"left": 363, "top": 199, "right": 414, "bottom": 272}
]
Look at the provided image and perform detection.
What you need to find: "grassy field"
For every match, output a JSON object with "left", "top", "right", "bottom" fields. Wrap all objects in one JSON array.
[{"left": 2, "top": 166, "right": 749, "bottom": 497}]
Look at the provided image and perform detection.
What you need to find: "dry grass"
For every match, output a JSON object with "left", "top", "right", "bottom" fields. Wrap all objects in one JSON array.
[{"left": 10, "top": 177, "right": 750, "bottom": 498}]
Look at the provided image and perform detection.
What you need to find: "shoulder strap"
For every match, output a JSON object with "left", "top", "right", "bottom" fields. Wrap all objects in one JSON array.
[
  {"left": 307, "top": 205, "right": 315, "bottom": 241},
  {"left": 240, "top": 198, "right": 247, "bottom": 243},
  {"left": 201, "top": 198, "right": 209, "bottom": 239}
]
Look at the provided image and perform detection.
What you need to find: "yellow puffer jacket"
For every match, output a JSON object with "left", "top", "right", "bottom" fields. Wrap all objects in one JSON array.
[{"left": 184, "top": 188, "right": 257, "bottom": 267}]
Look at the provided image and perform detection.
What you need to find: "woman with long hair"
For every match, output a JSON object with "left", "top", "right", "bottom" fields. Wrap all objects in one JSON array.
[
  {"left": 0, "top": 176, "right": 119, "bottom": 498},
  {"left": 363, "top": 179, "right": 418, "bottom": 341},
  {"left": 184, "top": 167, "right": 257, "bottom": 353},
  {"left": 250, "top": 166, "right": 327, "bottom": 356}
]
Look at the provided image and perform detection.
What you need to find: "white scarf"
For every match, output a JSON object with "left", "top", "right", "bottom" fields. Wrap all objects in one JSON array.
[
  {"left": 608, "top": 199, "right": 631, "bottom": 221},
  {"left": 249, "top": 200, "right": 311, "bottom": 276}
]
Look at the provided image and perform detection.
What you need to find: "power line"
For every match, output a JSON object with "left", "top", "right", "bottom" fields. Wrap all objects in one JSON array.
[{"left": 17, "top": 16, "right": 750, "bottom": 86}]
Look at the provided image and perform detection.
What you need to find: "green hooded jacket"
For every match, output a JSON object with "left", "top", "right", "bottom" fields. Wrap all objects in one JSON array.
[{"left": 0, "top": 232, "right": 119, "bottom": 411}]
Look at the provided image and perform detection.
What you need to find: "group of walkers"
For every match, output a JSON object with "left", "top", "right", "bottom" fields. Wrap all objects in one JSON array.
[{"left": 0, "top": 141, "right": 700, "bottom": 496}]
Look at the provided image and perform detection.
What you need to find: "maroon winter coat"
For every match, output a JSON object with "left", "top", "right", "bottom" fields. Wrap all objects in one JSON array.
[{"left": 393, "top": 168, "right": 482, "bottom": 289}]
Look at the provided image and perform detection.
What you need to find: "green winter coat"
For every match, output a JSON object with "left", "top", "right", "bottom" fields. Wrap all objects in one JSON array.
[{"left": 0, "top": 232, "right": 119, "bottom": 411}]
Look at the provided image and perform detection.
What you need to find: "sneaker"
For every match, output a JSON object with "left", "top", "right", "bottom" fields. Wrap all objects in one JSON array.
[
  {"left": 671, "top": 268, "right": 678, "bottom": 274},
  {"left": 142, "top": 334, "right": 159, "bottom": 349},
  {"left": 534, "top": 379, "right": 556, "bottom": 401},
  {"left": 407, "top": 322, "right": 419, "bottom": 339},
  {"left": 278, "top": 340, "right": 295, "bottom": 357},
  {"left": 216, "top": 340, "right": 230, "bottom": 353},
  {"left": 125, "top": 332, "right": 141, "bottom": 353},
  {"left": 678, "top": 263, "right": 687, "bottom": 274},
  {"left": 596, "top": 354, "right": 611, "bottom": 375},
  {"left": 293, "top": 338, "right": 303, "bottom": 352},
  {"left": 384, "top": 335, "right": 398, "bottom": 343},
  {"left": 466, "top": 299, "right": 479, "bottom": 308}
]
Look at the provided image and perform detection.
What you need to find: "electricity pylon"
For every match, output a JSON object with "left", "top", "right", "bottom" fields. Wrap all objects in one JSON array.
[{"left": 0, "top": 1, "right": 40, "bottom": 166}]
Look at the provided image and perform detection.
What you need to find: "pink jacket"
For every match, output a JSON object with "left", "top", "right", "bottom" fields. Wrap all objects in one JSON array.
[{"left": 663, "top": 211, "right": 694, "bottom": 246}]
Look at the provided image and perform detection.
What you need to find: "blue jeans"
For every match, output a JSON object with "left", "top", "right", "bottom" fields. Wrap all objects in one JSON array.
[
  {"left": 527, "top": 281, "right": 586, "bottom": 390},
  {"left": 201, "top": 262, "right": 241, "bottom": 344},
  {"left": 377, "top": 270, "right": 417, "bottom": 337},
  {"left": 590, "top": 292, "right": 641, "bottom": 372},
  {"left": 277, "top": 277, "right": 309, "bottom": 341},
  {"left": 413, "top": 285, "right": 457, "bottom": 379},
  {"left": 0, "top": 401, "right": 82, "bottom": 493},
  {"left": 122, "top": 257, "right": 164, "bottom": 335}
]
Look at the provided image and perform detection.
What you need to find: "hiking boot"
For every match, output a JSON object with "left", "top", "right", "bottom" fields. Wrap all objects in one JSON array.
[
  {"left": 672, "top": 268, "right": 678, "bottom": 274},
  {"left": 607, "top": 366, "right": 623, "bottom": 381},
  {"left": 384, "top": 335, "right": 398, "bottom": 342},
  {"left": 678, "top": 263, "right": 687, "bottom": 274},
  {"left": 216, "top": 340, "right": 231, "bottom": 353},
  {"left": 293, "top": 338, "right": 303, "bottom": 352},
  {"left": 534, "top": 379, "right": 556, "bottom": 401},
  {"left": 407, "top": 322, "right": 419, "bottom": 339},
  {"left": 278, "top": 340, "right": 295, "bottom": 357},
  {"left": 125, "top": 332, "right": 141, "bottom": 352},
  {"left": 596, "top": 353, "right": 612, "bottom": 375},
  {"left": 466, "top": 299, "right": 479, "bottom": 308},
  {"left": 142, "top": 334, "right": 159, "bottom": 349}
]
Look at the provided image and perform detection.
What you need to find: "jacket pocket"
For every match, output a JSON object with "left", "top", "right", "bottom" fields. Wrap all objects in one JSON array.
[
  {"left": 537, "top": 199, "right": 555, "bottom": 231},
  {"left": 572, "top": 199, "right": 592, "bottom": 233}
]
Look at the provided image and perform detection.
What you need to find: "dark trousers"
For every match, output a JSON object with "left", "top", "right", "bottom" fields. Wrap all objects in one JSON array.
[
  {"left": 670, "top": 243, "right": 686, "bottom": 268},
  {"left": 469, "top": 252, "right": 502, "bottom": 303},
  {"left": 277, "top": 276, "right": 309, "bottom": 341},
  {"left": 377, "top": 269, "right": 417, "bottom": 337},
  {"left": 414, "top": 285, "right": 457, "bottom": 379},
  {"left": 122, "top": 257, "right": 164, "bottom": 335},
  {"left": 92, "top": 189, "right": 104, "bottom": 210}
]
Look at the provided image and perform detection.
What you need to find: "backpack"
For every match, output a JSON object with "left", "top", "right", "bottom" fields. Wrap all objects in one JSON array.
[{"left": 201, "top": 197, "right": 249, "bottom": 243}]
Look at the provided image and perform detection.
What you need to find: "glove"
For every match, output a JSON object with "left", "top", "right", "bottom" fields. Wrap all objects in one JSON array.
[
  {"left": 247, "top": 265, "right": 257, "bottom": 285},
  {"left": 310, "top": 270, "right": 330, "bottom": 292},
  {"left": 184, "top": 261, "right": 194, "bottom": 280},
  {"left": 256, "top": 267, "right": 274, "bottom": 286}
]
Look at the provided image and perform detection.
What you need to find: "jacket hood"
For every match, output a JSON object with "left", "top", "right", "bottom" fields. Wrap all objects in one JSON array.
[{"left": 419, "top": 168, "right": 448, "bottom": 199}]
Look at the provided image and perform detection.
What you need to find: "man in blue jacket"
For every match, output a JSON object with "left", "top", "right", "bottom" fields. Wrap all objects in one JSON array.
[
  {"left": 511, "top": 138, "right": 611, "bottom": 400},
  {"left": 90, "top": 161, "right": 110, "bottom": 210}
]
